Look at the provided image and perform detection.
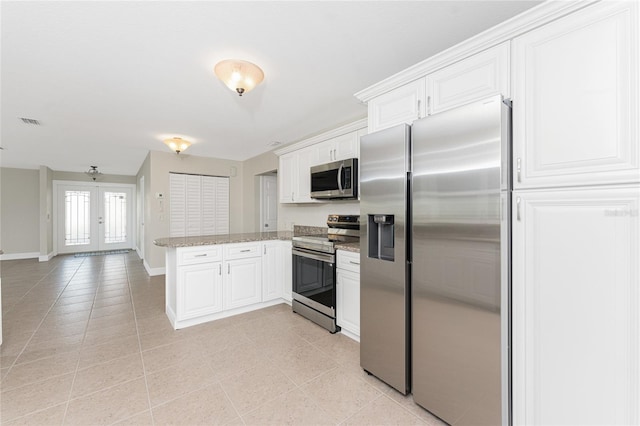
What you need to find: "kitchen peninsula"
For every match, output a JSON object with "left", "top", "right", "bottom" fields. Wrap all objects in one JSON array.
[{"left": 154, "top": 231, "right": 293, "bottom": 329}]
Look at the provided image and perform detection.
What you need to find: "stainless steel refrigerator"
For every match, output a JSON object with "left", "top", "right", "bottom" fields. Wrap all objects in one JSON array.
[{"left": 360, "top": 96, "right": 511, "bottom": 425}]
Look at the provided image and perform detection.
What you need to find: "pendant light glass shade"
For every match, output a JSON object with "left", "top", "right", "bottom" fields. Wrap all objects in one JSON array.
[
  {"left": 214, "top": 59, "right": 264, "bottom": 96},
  {"left": 164, "top": 137, "right": 191, "bottom": 154}
]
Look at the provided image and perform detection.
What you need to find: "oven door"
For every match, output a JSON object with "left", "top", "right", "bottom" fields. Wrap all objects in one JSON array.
[{"left": 292, "top": 247, "right": 336, "bottom": 317}]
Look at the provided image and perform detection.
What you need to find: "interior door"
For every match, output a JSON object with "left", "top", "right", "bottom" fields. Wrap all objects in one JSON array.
[
  {"left": 260, "top": 175, "right": 278, "bottom": 231},
  {"left": 57, "top": 183, "right": 133, "bottom": 254}
]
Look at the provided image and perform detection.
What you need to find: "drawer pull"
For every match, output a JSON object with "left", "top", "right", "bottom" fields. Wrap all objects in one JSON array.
[
  {"left": 240, "top": 249, "right": 251, "bottom": 253},
  {"left": 349, "top": 261, "right": 360, "bottom": 265},
  {"left": 194, "top": 254, "right": 208, "bottom": 257}
]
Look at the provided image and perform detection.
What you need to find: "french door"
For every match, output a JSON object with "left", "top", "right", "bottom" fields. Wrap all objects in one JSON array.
[{"left": 56, "top": 182, "right": 134, "bottom": 254}]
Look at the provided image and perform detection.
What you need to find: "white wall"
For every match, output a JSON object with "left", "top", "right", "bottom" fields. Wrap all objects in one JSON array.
[
  {"left": 1, "top": 168, "right": 40, "bottom": 256},
  {"left": 39, "top": 166, "right": 53, "bottom": 259},
  {"left": 242, "top": 151, "right": 279, "bottom": 233}
]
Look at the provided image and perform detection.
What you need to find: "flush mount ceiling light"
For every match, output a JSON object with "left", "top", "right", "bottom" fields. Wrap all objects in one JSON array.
[
  {"left": 164, "top": 137, "right": 191, "bottom": 154},
  {"left": 214, "top": 59, "right": 264, "bottom": 96},
  {"left": 85, "top": 165, "right": 102, "bottom": 181}
]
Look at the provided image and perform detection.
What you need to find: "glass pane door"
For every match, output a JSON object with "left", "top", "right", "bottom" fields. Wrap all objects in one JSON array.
[
  {"left": 57, "top": 183, "right": 133, "bottom": 254},
  {"left": 99, "top": 188, "right": 131, "bottom": 250}
]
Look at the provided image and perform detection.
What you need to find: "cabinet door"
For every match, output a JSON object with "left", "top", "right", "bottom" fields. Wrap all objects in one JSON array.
[
  {"left": 512, "top": 186, "right": 639, "bottom": 425},
  {"left": 296, "top": 147, "right": 314, "bottom": 202},
  {"left": 177, "top": 262, "right": 223, "bottom": 320},
  {"left": 368, "top": 78, "right": 426, "bottom": 132},
  {"left": 224, "top": 257, "right": 262, "bottom": 310},
  {"left": 279, "top": 153, "right": 297, "bottom": 203},
  {"left": 333, "top": 131, "right": 359, "bottom": 161},
  {"left": 427, "top": 41, "right": 509, "bottom": 115},
  {"left": 262, "top": 242, "right": 283, "bottom": 302},
  {"left": 337, "top": 269, "right": 360, "bottom": 337},
  {"left": 311, "top": 139, "right": 334, "bottom": 166},
  {"left": 512, "top": 1, "right": 639, "bottom": 189},
  {"left": 281, "top": 242, "right": 292, "bottom": 302}
]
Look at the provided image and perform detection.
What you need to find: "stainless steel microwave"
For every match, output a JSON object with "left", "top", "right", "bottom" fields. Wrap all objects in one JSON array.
[{"left": 310, "top": 158, "right": 358, "bottom": 199}]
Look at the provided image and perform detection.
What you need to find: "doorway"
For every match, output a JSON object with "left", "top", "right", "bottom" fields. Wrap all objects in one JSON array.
[
  {"left": 55, "top": 181, "right": 135, "bottom": 254},
  {"left": 259, "top": 174, "right": 278, "bottom": 232}
]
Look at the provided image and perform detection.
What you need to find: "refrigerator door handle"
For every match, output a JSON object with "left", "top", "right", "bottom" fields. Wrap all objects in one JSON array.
[
  {"left": 516, "top": 158, "right": 522, "bottom": 183},
  {"left": 516, "top": 197, "right": 522, "bottom": 221}
]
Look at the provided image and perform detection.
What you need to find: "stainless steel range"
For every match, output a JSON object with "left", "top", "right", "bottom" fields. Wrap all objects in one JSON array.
[{"left": 291, "top": 215, "right": 359, "bottom": 332}]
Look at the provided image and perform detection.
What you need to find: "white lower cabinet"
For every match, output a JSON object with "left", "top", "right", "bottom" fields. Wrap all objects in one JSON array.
[
  {"left": 512, "top": 186, "right": 640, "bottom": 425},
  {"left": 166, "top": 240, "right": 293, "bottom": 329},
  {"left": 336, "top": 250, "right": 361, "bottom": 340},
  {"left": 177, "top": 261, "right": 223, "bottom": 320},
  {"left": 263, "top": 241, "right": 292, "bottom": 302},
  {"left": 223, "top": 257, "right": 262, "bottom": 310}
]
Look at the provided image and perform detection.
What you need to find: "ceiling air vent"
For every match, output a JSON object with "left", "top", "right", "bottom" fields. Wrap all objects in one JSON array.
[{"left": 19, "top": 117, "right": 41, "bottom": 125}]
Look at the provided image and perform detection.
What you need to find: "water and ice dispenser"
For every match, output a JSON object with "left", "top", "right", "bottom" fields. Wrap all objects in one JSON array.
[{"left": 368, "top": 214, "right": 395, "bottom": 261}]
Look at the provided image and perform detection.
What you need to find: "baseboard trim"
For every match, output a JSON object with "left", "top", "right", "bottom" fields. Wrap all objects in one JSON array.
[
  {"left": 0, "top": 252, "right": 40, "bottom": 261},
  {"left": 144, "top": 260, "right": 165, "bottom": 276},
  {"left": 38, "top": 252, "right": 55, "bottom": 262},
  {"left": 135, "top": 247, "right": 143, "bottom": 259}
]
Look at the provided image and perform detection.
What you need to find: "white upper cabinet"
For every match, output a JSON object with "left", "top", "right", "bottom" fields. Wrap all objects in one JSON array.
[
  {"left": 279, "top": 152, "right": 296, "bottom": 203},
  {"left": 512, "top": 186, "right": 640, "bottom": 425},
  {"left": 367, "top": 43, "right": 510, "bottom": 133},
  {"left": 311, "top": 130, "right": 360, "bottom": 166},
  {"left": 427, "top": 42, "right": 510, "bottom": 115},
  {"left": 368, "top": 78, "right": 427, "bottom": 133},
  {"left": 512, "top": 1, "right": 639, "bottom": 189},
  {"left": 278, "top": 146, "right": 315, "bottom": 204}
]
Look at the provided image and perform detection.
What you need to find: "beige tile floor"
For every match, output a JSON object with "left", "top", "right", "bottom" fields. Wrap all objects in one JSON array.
[{"left": 0, "top": 253, "right": 445, "bottom": 425}]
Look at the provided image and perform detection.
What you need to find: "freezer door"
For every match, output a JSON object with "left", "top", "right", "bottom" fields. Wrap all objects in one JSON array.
[
  {"left": 412, "top": 95, "right": 509, "bottom": 425},
  {"left": 359, "top": 123, "right": 410, "bottom": 394}
]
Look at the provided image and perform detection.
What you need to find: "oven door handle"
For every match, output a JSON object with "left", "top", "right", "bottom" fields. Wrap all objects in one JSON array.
[{"left": 292, "top": 248, "right": 335, "bottom": 263}]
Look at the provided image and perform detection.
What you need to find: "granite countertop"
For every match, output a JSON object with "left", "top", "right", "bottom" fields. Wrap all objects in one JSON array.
[
  {"left": 335, "top": 242, "right": 360, "bottom": 253},
  {"left": 154, "top": 231, "right": 294, "bottom": 248}
]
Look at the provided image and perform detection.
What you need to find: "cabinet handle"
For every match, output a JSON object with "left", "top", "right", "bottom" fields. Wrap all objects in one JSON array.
[
  {"left": 334, "top": 149, "right": 337, "bottom": 160},
  {"left": 240, "top": 249, "right": 251, "bottom": 253},
  {"left": 219, "top": 264, "right": 222, "bottom": 275},
  {"left": 427, "top": 96, "right": 431, "bottom": 116},
  {"left": 291, "top": 192, "right": 294, "bottom": 201},
  {"left": 194, "top": 254, "right": 207, "bottom": 257},
  {"left": 349, "top": 261, "right": 360, "bottom": 265},
  {"left": 516, "top": 158, "right": 522, "bottom": 183},
  {"left": 264, "top": 246, "right": 266, "bottom": 255},
  {"left": 516, "top": 197, "right": 522, "bottom": 221},
  {"left": 417, "top": 99, "right": 421, "bottom": 119},
  {"left": 227, "top": 264, "right": 230, "bottom": 274}
]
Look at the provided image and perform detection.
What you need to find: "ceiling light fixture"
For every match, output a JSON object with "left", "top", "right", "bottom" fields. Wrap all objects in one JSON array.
[
  {"left": 85, "top": 165, "right": 103, "bottom": 181},
  {"left": 214, "top": 59, "right": 264, "bottom": 96},
  {"left": 164, "top": 137, "right": 191, "bottom": 154}
]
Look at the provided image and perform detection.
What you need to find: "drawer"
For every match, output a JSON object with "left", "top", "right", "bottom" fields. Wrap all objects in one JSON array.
[
  {"left": 177, "top": 246, "right": 223, "bottom": 266},
  {"left": 337, "top": 250, "right": 360, "bottom": 273},
  {"left": 223, "top": 243, "right": 261, "bottom": 260}
]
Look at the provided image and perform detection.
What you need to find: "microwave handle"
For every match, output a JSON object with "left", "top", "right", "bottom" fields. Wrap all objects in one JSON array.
[{"left": 337, "top": 163, "right": 343, "bottom": 193}]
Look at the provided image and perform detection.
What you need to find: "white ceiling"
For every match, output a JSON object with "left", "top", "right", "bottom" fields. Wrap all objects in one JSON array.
[{"left": 1, "top": 1, "right": 542, "bottom": 176}]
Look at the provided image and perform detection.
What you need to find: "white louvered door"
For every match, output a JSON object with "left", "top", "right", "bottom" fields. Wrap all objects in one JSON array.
[
  {"left": 169, "top": 173, "right": 186, "bottom": 237},
  {"left": 185, "top": 175, "right": 202, "bottom": 237},
  {"left": 170, "top": 173, "right": 229, "bottom": 237},
  {"left": 215, "top": 177, "right": 229, "bottom": 235}
]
